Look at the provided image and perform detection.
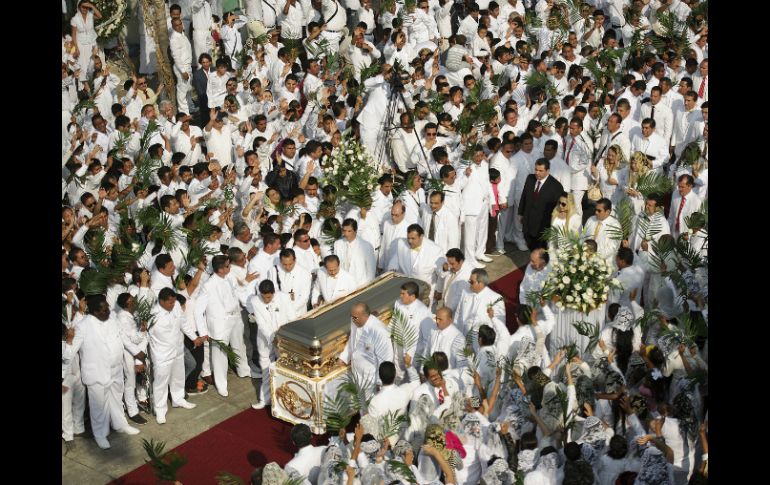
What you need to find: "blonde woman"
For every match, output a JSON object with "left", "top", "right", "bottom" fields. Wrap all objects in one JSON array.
[
  {"left": 590, "top": 145, "right": 625, "bottom": 206},
  {"left": 618, "top": 151, "right": 651, "bottom": 214},
  {"left": 548, "top": 192, "right": 583, "bottom": 255}
]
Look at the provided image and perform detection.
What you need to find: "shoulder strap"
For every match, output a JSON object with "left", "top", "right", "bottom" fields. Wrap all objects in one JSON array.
[{"left": 274, "top": 264, "right": 282, "bottom": 290}]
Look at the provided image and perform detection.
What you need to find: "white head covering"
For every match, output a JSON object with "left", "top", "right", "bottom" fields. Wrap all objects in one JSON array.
[{"left": 611, "top": 306, "right": 635, "bottom": 331}]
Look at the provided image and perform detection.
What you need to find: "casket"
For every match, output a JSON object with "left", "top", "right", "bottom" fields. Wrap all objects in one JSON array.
[{"left": 270, "top": 272, "right": 430, "bottom": 433}]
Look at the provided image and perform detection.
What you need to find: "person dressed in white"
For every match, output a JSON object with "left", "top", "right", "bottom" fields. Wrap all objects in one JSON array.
[
  {"left": 563, "top": 118, "right": 594, "bottom": 214},
  {"left": 70, "top": 1, "right": 102, "bottom": 81},
  {"left": 420, "top": 191, "right": 458, "bottom": 255},
  {"left": 249, "top": 280, "right": 297, "bottom": 409},
  {"left": 220, "top": 12, "right": 249, "bottom": 65},
  {"left": 508, "top": 302, "right": 555, "bottom": 381},
  {"left": 378, "top": 200, "right": 410, "bottom": 271},
  {"left": 203, "top": 111, "right": 235, "bottom": 168},
  {"left": 247, "top": 233, "right": 282, "bottom": 285},
  {"left": 149, "top": 288, "right": 200, "bottom": 423},
  {"left": 66, "top": 295, "right": 140, "bottom": 449},
  {"left": 191, "top": 0, "right": 214, "bottom": 66},
  {"left": 639, "top": 86, "right": 674, "bottom": 145},
  {"left": 668, "top": 174, "right": 703, "bottom": 239},
  {"left": 454, "top": 269, "right": 509, "bottom": 359},
  {"left": 169, "top": 18, "right": 194, "bottom": 115},
  {"left": 62, "top": 315, "right": 86, "bottom": 447},
  {"left": 461, "top": 147, "right": 495, "bottom": 268},
  {"left": 387, "top": 224, "right": 446, "bottom": 308},
  {"left": 518, "top": 248, "right": 551, "bottom": 305},
  {"left": 318, "top": 0, "right": 347, "bottom": 53},
  {"left": 427, "top": 308, "right": 467, "bottom": 370},
  {"left": 195, "top": 255, "right": 252, "bottom": 396},
  {"left": 311, "top": 255, "right": 358, "bottom": 307},
  {"left": 333, "top": 218, "right": 376, "bottom": 288},
  {"left": 367, "top": 361, "right": 419, "bottom": 422},
  {"left": 631, "top": 119, "right": 669, "bottom": 171},
  {"left": 583, "top": 198, "right": 623, "bottom": 271},
  {"left": 595, "top": 113, "right": 631, "bottom": 164},
  {"left": 266, "top": 248, "right": 312, "bottom": 317},
  {"left": 393, "top": 282, "right": 434, "bottom": 383},
  {"left": 610, "top": 247, "right": 646, "bottom": 306},
  {"left": 285, "top": 424, "right": 327, "bottom": 484},
  {"left": 336, "top": 303, "right": 394, "bottom": 401},
  {"left": 438, "top": 248, "right": 473, "bottom": 313},
  {"left": 115, "top": 292, "right": 150, "bottom": 426}
]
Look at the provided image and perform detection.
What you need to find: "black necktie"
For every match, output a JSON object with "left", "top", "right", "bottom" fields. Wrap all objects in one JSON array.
[
  {"left": 429, "top": 213, "right": 437, "bottom": 241},
  {"left": 651, "top": 105, "right": 655, "bottom": 120}
]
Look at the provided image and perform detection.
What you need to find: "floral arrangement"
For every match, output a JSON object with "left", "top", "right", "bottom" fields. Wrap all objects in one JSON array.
[
  {"left": 539, "top": 240, "right": 622, "bottom": 314},
  {"left": 93, "top": 0, "right": 130, "bottom": 42},
  {"left": 319, "top": 135, "right": 383, "bottom": 208}
]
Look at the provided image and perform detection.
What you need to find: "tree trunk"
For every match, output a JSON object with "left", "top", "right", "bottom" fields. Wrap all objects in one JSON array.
[{"left": 143, "top": 0, "right": 176, "bottom": 107}]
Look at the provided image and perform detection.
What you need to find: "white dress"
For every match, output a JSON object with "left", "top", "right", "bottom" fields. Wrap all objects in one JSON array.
[
  {"left": 547, "top": 214, "right": 583, "bottom": 255},
  {"left": 70, "top": 11, "right": 97, "bottom": 81}
]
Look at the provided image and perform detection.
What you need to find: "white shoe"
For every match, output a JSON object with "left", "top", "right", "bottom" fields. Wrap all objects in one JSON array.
[
  {"left": 95, "top": 437, "right": 111, "bottom": 449},
  {"left": 173, "top": 400, "right": 197, "bottom": 410},
  {"left": 477, "top": 255, "right": 493, "bottom": 263},
  {"left": 473, "top": 262, "right": 486, "bottom": 269},
  {"left": 117, "top": 426, "right": 140, "bottom": 435},
  {"left": 218, "top": 389, "right": 229, "bottom": 397},
  {"left": 251, "top": 401, "right": 267, "bottom": 410},
  {"left": 156, "top": 415, "right": 167, "bottom": 425}
]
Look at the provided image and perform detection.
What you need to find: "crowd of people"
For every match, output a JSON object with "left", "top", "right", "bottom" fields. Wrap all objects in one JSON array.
[{"left": 62, "top": 0, "right": 708, "bottom": 483}]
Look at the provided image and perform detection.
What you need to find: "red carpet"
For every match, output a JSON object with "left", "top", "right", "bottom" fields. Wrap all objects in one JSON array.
[
  {"left": 113, "top": 269, "right": 524, "bottom": 484},
  {"left": 489, "top": 267, "right": 525, "bottom": 334}
]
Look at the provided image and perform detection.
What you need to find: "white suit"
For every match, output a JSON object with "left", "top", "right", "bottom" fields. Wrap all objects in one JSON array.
[
  {"left": 169, "top": 30, "right": 194, "bottom": 114},
  {"left": 583, "top": 215, "right": 623, "bottom": 271},
  {"left": 455, "top": 286, "right": 510, "bottom": 359},
  {"left": 461, "top": 161, "right": 495, "bottom": 264},
  {"left": 195, "top": 273, "right": 251, "bottom": 395},
  {"left": 338, "top": 314, "right": 394, "bottom": 400},
  {"left": 149, "top": 301, "right": 198, "bottom": 419},
  {"left": 311, "top": 267, "right": 358, "bottom": 307},
  {"left": 394, "top": 299, "right": 434, "bottom": 383},
  {"left": 333, "top": 237, "right": 376, "bottom": 288},
  {"left": 68, "top": 313, "right": 132, "bottom": 442},
  {"left": 116, "top": 308, "right": 149, "bottom": 418},
  {"left": 420, "top": 206, "right": 458, "bottom": 255},
  {"left": 427, "top": 324, "right": 467, "bottom": 370},
  {"left": 267, "top": 264, "right": 312, "bottom": 317},
  {"left": 248, "top": 291, "right": 296, "bottom": 404},
  {"left": 439, "top": 262, "right": 473, "bottom": 313},
  {"left": 379, "top": 218, "right": 409, "bottom": 269},
  {"left": 387, "top": 238, "right": 446, "bottom": 307}
]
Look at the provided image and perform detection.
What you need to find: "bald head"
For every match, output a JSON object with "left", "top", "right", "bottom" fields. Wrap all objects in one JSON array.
[
  {"left": 351, "top": 302, "right": 371, "bottom": 327},
  {"left": 435, "top": 307, "right": 453, "bottom": 330},
  {"left": 529, "top": 248, "right": 548, "bottom": 270}
]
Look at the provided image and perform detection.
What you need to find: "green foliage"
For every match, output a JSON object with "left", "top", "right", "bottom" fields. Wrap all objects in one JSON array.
[
  {"left": 323, "top": 392, "right": 354, "bottom": 433},
  {"left": 387, "top": 460, "right": 417, "bottom": 483},
  {"left": 555, "top": 387, "right": 576, "bottom": 436},
  {"left": 138, "top": 119, "right": 161, "bottom": 162},
  {"left": 606, "top": 197, "right": 635, "bottom": 241},
  {"left": 524, "top": 71, "right": 559, "bottom": 99},
  {"left": 562, "top": 343, "right": 579, "bottom": 363},
  {"left": 650, "top": 12, "right": 690, "bottom": 55},
  {"left": 210, "top": 338, "right": 242, "bottom": 369},
  {"left": 540, "top": 223, "right": 583, "bottom": 248},
  {"left": 379, "top": 410, "right": 410, "bottom": 442},
  {"left": 635, "top": 309, "right": 663, "bottom": 333},
  {"left": 142, "top": 438, "right": 187, "bottom": 482},
  {"left": 635, "top": 171, "right": 675, "bottom": 197},
  {"left": 659, "top": 312, "right": 698, "bottom": 349},
  {"left": 72, "top": 99, "right": 96, "bottom": 117},
  {"left": 572, "top": 320, "right": 601, "bottom": 355},
  {"left": 134, "top": 156, "right": 163, "bottom": 188},
  {"left": 340, "top": 371, "right": 374, "bottom": 413},
  {"left": 137, "top": 206, "right": 179, "bottom": 251},
  {"left": 426, "top": 90, "right": 446, "bottom": 115},
  {"left": 134, "top": 296, "right": 158, "bottom": 330},
  {"left": 390, "top": 307, "right": 418, "bottom": 350}
]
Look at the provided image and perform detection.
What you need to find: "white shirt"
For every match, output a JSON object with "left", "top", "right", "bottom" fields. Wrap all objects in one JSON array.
[
  {"left": 206, "top": 71, "right": 234, "bottom": 108},
  {"left": 170, "top": 30, "right": 193, "bottom": 74},
  {"left": 267, "top": 264, "right": 312, "bottom": 317},
  {"left": 204, "top": 124, "right": 234, "bottom": 168},
  {"left": 427, "top": 324, "right": 467, "bottom": 369},
  {"left": 311, "top": 267, "right": 357, "bottom": 306}
]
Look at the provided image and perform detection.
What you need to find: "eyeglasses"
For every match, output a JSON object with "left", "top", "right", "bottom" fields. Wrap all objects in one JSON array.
[
  {"left": 426, "top": 132, "right": 437, "bottom": 136},
  {"left": 298, "top": 238, "right": 310, "bottom": 243}
]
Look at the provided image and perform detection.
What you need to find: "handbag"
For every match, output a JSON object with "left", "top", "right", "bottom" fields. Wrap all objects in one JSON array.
[{"left": 587, "top": 182, "right": 602, "bottom": 201}]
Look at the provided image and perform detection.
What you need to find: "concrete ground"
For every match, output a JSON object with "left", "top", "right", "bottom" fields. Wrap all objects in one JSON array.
[{"left": 61, "top": 246, "right": 529, "bottom": 483}]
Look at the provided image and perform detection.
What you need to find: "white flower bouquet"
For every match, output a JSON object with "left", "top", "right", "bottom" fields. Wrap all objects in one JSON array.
[
  {"left": 93, "top": 0, "right": 130, "bottom": 42},
  {"left": 540, "top": 242, "right": 622, "bottom": 314},
  {"left": 320, "top": 135, "right": 383, "bottom": 209}
]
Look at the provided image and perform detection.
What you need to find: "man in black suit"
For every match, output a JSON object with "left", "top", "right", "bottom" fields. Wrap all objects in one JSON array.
[
  {"left": 192, "top": 53, "right": 213, "bottom": 127},
  {"left": 518, "top": 158, "right": 564, "bottom": 250}
]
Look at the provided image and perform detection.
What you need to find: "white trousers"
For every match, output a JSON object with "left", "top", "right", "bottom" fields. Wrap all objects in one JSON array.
[
  {"left": 258, "top": 353, "right": 273, "bottom": 404},
  {"left": 151, "top": 354, "right": 186, "bottom": 418},
  {"left": 62, "top": 373, "right": 86, "bottom": 441},
  {"left": 210, "top": 317, "right": 251, "bottom": 395},
  {"left": 510, "top": 203, "right": 528, "bottom": 248},
  {"left": 572, "top": 189, "right": 585, "bottom": 215},
  {"left": 463, "top": 210, "right": 489, "bottom": 264},
  {"left": 123, "top": 351, "right": 148, "bottom": 417},
  {"left": 201, "top": 339, "right": 212, "bottom": 377},
  {"left": 86, "top": 365, "right": 130, "bottom": 440},
  {"left": 192, "top": 30, "right": 213, "bottom": 68},
  {"left": 320, "top": 31, "right": 343, "bottom": 53},
  {"left": 173, "top": 65, "right": 193, "bottom": 115}
]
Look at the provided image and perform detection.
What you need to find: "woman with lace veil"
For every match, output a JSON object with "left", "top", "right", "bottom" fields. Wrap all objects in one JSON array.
[
  {"left": 522, "top": 446, "right": 563, "bottom": 485},
  {"left": 547, "top": 192, "right": 583, "bottom": 255},
  {"left": 617, "top": 152, "right": 651, "bottom": 215},
  {"left": 590, "top": 145, "right": 626, "bottom": 207}
]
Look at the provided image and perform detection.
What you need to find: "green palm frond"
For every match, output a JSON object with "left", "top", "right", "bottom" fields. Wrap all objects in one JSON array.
[
  {"left": 323, "top": 392, "right": 354, "bottom": 433},
  {"left": 84, "top": 227, "right": 111, "bottom": 267},
  {"left": 216, "top": 471, "right": 246, "bottom": 485},
  {"left": 210, "top": 338, "right": 242, "bottom": 368},
  {"left": 359, "top": 63, "right": 383, "bottom": 84},
  {"left": 379, "top": 0, "right": 395, "bottom": 14},
  {"left": 525, "top": 288, "right": 547, "bottom": 309},
  {"left": 562, "top": 343, "right": 579, "bottom": 363},
  {"left": 340, "top": 371, "right": 373, "bottom": 413},
  {"left": 658, "top": 312, "right": 697, "bottom": 348},
  {"left": 678, "top": 142, "right": 702, "bottom": 167},
  {"left": 689, "top": 1, "right": 709, "bottom": 22},
  {"left": 637, "top": 211, "right": 665, "bottom": 242},
  {"left": 72, "top": 99, "right": 96, "bottom": 116},
  {"left": 572, "top": 320, "right": 601, "bottom": 355},
  {"left": 636, "top": 309, "right": 663, "bottom": 333},
  {"left": 379, "top": 410, "right": 410, "bottom": 442},
  {"left": 649, "top": 236, "right": 677, "bottom": 273},
  {"left": 464, "top": 329, "right": 478, "bottom": 354},
  {"left": 524, "top": 71, "right": 558, "bottom": 99},
  {"left": 651, "top": 12, "right": 690, "bottom": 55},
  {"left": 524, "top": 11, "right": 542, "bottom": 34},
  {"left": 142, "top": 438, "right": 187, "bottom": 482},
  {"left": 465, "top": 350, "right": 481, "bottom": 379},
  {"left": 321, "top": 218, "right": 342, "bottom": 248},
  {"left": 331, "top": 460, "right": 350, "bottom": 475},
  {"left": 138, "top": 206, "right": 179, "bottom": 252},
  {"left": 387, "top": 460, "right": 417, "bottom": 483},
  {"left": 426, "top": 91, "right": 445, "bottom": 114},
  {"left": 138, "top": 119, "right": 160, "bottom": 162},
  {"left": 390, "top": 308, "right": 418, "bottom": 350},
  {"left": 134, "top": 156, "right": 163, "bottom": 188},
  {"left": 283, "top": 476, "right": 307, "bottom": 485},
  {"left": 674, "top": 235, "right": 705, "bottom": 270},
  {"left": 78, "top": 268, "right": 114, "bottom": 296},
  {"left": 498, "top": 355, "right": 515, "bottom": 381},
  {"left": 607, "top": 197, "right": 635, "bottom": 241},
  {"left": 635, "top": 171, "right": 674, "bottom": 197},
  {"left": 555, "top": 387, "right": 576, "bottom": 434},
  {"left": 423, "top": 177, "right": 445, "bottom": 195},
  {"left": 134, "top": 296, "right": 157, "bottom": 330},
  {"left": 415, "top": 354, "right": 439, "bottom": 371},
  {"left": 540, "top": 223, "right": 582, "bottom": 247}
]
